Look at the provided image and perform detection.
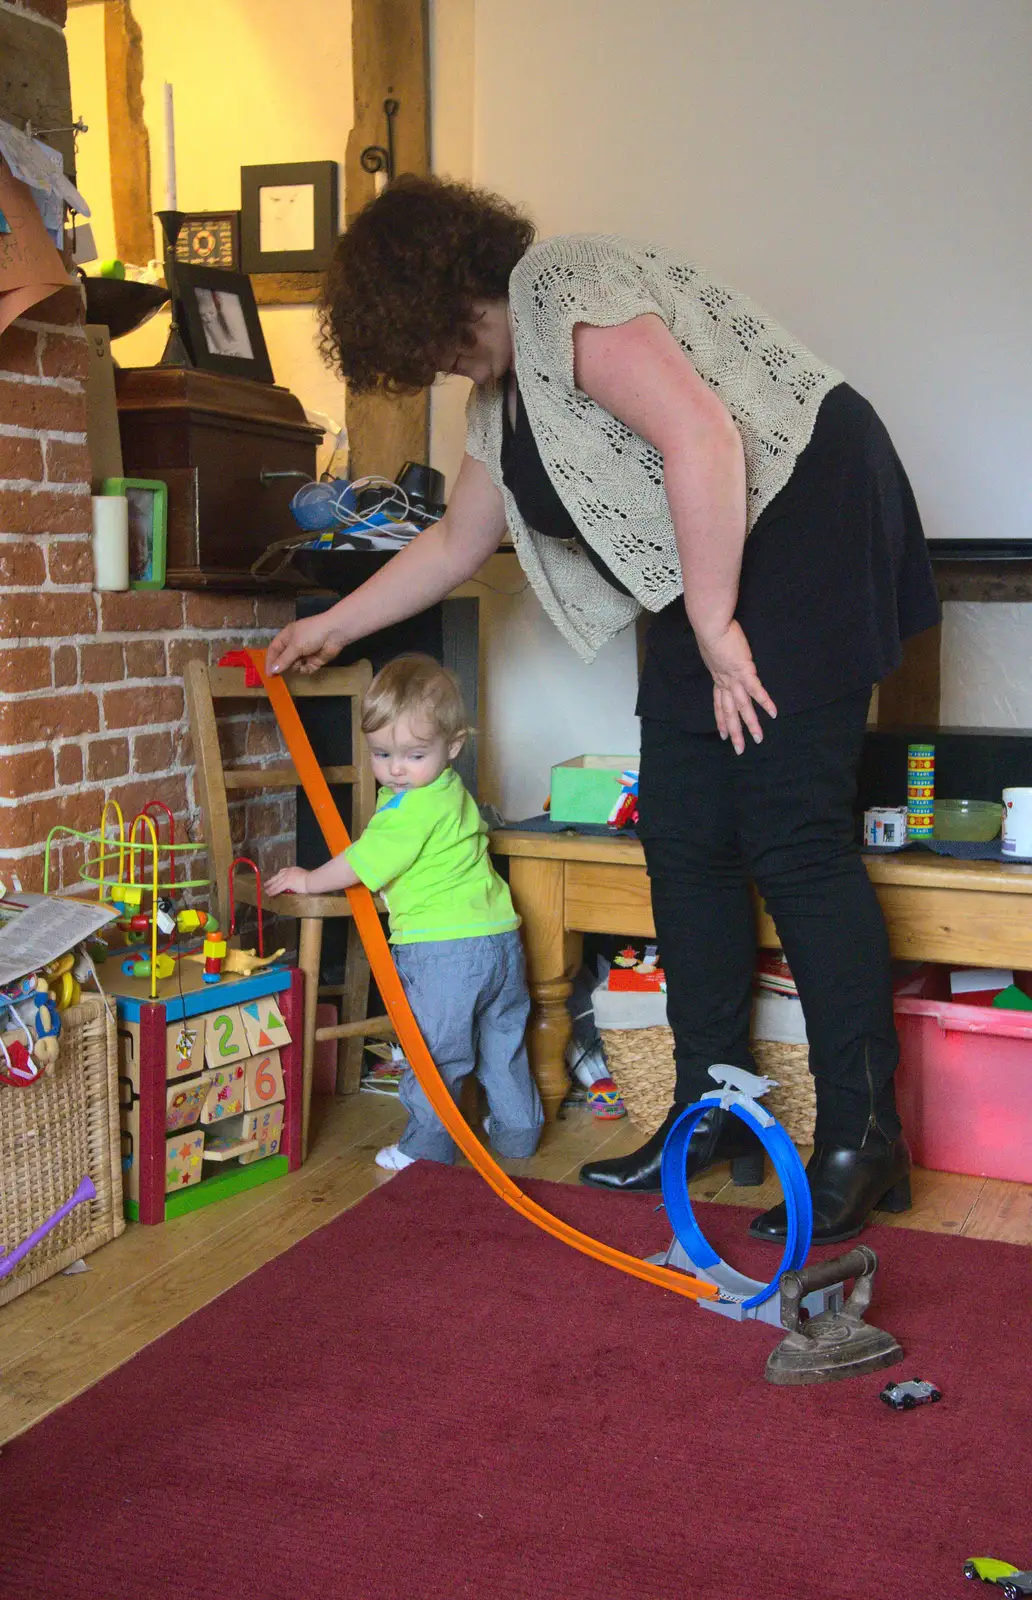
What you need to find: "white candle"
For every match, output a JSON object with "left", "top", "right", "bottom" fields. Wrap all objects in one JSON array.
[
  {"left": 163, "top": 81, "right": 177, "bottom": 211},
  {"left": 92, "top": 497, "right": 129, "bottom": 591}
]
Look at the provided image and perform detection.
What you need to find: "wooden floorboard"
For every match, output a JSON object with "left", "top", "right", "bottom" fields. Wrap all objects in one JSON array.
[
  {"left": 960, "top": 1176, "right": 1032, "bottom": 1242},
  {"left": 2, "top": 1093, "right": 1030, "bottom": 1445}
]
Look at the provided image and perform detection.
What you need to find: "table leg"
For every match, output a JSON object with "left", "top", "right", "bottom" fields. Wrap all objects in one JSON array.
[
  {"left": 297, "top": 918, "right": 323, "bottom": 1163},
  {"left": 507, "top": 856, "right": 581, "bottom": 1121}
]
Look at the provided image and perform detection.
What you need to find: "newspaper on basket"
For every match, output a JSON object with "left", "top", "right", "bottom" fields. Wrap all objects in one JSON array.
[{"left": 0, "top": 893, "right": 117, "bottom": 988}]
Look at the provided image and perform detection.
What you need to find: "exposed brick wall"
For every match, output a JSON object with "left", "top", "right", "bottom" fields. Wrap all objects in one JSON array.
[
  {"left": 0, "top": 297, "right": 298, "bottom": 905},
  {"left": 0, "top": 3, "right": 299, "bottom": 928}
]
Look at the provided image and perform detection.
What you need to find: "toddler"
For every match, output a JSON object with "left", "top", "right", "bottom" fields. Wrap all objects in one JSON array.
[{"left": 267, "top": 655, "right": 544, "bottom": 1172}]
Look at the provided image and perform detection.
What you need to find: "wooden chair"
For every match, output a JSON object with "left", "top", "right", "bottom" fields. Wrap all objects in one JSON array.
[{"left": 185, "top": 658, "right": 393, "bottom": 1160}]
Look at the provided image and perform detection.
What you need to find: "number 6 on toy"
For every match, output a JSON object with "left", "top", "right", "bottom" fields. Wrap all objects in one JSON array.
[{"left": 244, "top": 1050, "right": 284, "bottom": 1110}]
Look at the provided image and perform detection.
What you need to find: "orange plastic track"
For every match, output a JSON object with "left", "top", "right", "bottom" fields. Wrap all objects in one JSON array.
[{"left": 251, "top": 650, "right": 715, "bottom": 1304}]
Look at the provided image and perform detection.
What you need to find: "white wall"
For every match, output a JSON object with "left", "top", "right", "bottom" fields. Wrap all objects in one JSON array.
[
  {"left": 430, "top": 0, "right": 642, "bottom": 819},
  {"left": 472, "top": 0, "right": 1031, "bottom": 553},
  {"left": 432, "top": 0, "right": 1032, "bottom": 813}
]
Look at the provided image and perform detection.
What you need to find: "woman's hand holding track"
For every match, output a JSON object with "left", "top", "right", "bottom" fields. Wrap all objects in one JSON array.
[{"left": 265, "top": 612, "right": 350, "bottom": 676}]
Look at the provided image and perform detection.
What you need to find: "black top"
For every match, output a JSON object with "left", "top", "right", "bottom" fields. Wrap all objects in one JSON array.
[{"left": 500, "top": 379, "right": 940, "bottom": 732}]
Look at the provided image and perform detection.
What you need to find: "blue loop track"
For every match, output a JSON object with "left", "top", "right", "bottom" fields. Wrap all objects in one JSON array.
[{"left": 660, "top": 1096, "right": 813, "bottom": 1308}]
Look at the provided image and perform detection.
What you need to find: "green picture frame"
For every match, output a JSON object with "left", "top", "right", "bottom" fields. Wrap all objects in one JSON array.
[{"left": 101, "top": 477, "right": 168, "bottom": 591}]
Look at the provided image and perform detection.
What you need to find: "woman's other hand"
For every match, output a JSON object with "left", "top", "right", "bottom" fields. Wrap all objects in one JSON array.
[
  {"left": 571, "top": 316, "right": 766, "bottom": 753},
  {"left": 696, "top": 620, "right": 777, "bottom": 754},
  {"left": 265, "top": 612, "right": 350, "bottom": 677}
]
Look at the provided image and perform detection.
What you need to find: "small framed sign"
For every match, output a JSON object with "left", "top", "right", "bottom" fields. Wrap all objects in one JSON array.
[
  {"left": 174, "top": 211, "right": 241, "bottom": 271},
  {"left": 240, "top": 161, "right": 338, "bottom": 274},
  {"left": 102, "top": 475, "right": 168, "bottom": 590}
]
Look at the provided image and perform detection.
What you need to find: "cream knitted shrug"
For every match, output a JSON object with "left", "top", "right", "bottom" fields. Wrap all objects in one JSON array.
[{"left": 464, "top": 234, "right": 843, "bottom": 663}]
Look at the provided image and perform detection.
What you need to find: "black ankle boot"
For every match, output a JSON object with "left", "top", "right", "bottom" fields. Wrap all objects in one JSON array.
[
  {"left": 749, "top": 1132, "right": 911, "bottom": 1246},
  {"left": 579, "top": 1105, "right": 765, "bottom": 1195}
]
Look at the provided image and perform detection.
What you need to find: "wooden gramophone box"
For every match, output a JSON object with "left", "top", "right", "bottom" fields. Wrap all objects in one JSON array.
[{"left": 114, "top": 367, "right": 323, "bottom": 589}]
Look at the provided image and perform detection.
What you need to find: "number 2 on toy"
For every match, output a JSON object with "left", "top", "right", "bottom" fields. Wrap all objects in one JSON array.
[
  {"left": 214, "top": 1015, "right": 236, "bottom": 1057},
  {"left": 203, "top": 1005, "right": 248, "bottom": 1069}
]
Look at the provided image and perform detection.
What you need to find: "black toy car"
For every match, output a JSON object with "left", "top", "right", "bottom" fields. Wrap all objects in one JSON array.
[{"left": 880, "top": 1378, "right": 942, "bottom": 1410}]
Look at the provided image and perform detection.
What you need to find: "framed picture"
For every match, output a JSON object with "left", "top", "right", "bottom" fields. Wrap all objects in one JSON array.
[
  {"left": 174, "top": 263, "right": 274, "bottom": 384},
  {"left": 174, "top": 212, "right": 241, "bottom": 271},
  {"left": 102, "top": 476, "right": 168, "bottom": 590},
  {"left": 239, "top": 161, "right": 338, "bottom": 274}
]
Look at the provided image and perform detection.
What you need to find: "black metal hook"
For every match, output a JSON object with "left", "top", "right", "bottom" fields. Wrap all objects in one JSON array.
[{"left": 359, "top": 97, "right": 400, "bottom": 183}]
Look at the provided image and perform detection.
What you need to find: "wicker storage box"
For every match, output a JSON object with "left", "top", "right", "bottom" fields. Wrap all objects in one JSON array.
[
  {"left": 0, "top": 996, "right": 124, "bottom": 1309},
  {"left": 598, "top": 1025, "right": 816, "bottom": 1145}
]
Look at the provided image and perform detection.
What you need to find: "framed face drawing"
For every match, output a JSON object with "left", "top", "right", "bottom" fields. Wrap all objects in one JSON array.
[{"left": 240, "top": 161, "right": 338, "bottom": 274}]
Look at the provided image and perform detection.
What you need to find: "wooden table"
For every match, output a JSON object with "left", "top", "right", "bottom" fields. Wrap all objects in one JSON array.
[{"left": 489, "top": 830, "right": 1032, "bottom": 1121}]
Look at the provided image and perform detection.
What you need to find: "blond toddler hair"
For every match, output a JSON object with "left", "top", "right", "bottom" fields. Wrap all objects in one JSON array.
[{"left": 361, "top": 655, "right": 470, "bottom": 745}]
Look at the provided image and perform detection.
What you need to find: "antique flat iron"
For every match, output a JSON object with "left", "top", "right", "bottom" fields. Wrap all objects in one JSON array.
[{"left": 765, "top": 1244, "right": 904, "bottom": 1386}]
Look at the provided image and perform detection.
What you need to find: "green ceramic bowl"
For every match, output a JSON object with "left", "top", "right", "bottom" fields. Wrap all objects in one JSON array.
[{"left": 933, "top": 798, "right": 1002, "bottom": 842}]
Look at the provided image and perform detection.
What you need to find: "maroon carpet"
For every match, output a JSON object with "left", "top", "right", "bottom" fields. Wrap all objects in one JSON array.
[{"left": 2, "top": 1166, "right": 1030, "bottom": 1600}]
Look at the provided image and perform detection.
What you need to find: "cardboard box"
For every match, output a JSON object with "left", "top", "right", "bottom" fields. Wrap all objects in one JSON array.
[
  {"left": 84, "top": 325, "right": 124, "bottom": 489},
  {"left": 549, "top": 755, "right": 637, "bottom": 825}
]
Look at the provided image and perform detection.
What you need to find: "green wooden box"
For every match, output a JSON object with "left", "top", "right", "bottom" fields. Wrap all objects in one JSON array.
[{"left": 549, "top": 755, "right": 638, "bottom": 825}]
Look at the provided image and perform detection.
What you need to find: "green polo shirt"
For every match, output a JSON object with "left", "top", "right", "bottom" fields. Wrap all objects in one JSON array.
[{"left": 344, "top": 767, "right": 519, "bottom": 945}]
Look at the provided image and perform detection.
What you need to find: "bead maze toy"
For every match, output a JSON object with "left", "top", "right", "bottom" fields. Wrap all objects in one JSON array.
[
  {"left": 44, "top": 798, "right": 212, "bottom": 999},
  {"left": 182, "top": 858, "right": 286, "bottom": 980},
  {"left": 250, "top": 648, "right": 716, "bottom": 1306},
  {"left": 111, "top": 952, "right": 302, "bottom": 1223},
  {"left": 43, "top": 795, "right": 303, "bottom": 1222}
]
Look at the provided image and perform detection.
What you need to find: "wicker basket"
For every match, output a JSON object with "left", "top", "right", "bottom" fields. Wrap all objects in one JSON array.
[
  {"left": 599, "top": 1025, "right": 816, "bottom": 1144},
  {"left": 0, "top": 996, "right": 123, "bottom": 1309}
]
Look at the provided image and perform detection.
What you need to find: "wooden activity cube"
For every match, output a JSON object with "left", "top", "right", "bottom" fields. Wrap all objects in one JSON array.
[{"left": 112, "top": 965, "right": 303, "bottom": 1223}]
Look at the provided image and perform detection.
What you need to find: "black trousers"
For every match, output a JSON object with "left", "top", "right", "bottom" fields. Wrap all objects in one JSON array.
[{"left": 636, "top": 689, "right": 901, "bottom": 1147}]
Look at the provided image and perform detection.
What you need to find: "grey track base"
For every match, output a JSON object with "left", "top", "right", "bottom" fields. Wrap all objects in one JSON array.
[{"left": 646, "top": 1236, "right": 845, "bottom": 1328}]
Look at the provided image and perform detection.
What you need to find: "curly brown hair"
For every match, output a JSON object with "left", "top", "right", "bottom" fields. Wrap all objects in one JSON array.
[{"left": 318, "top": 175, "right": 535, "bottom": 394}]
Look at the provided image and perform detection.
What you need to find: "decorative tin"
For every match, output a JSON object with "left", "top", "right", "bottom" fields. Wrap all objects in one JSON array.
[{"left": 907, "top": 743, "right": 935, "bottom": 838}]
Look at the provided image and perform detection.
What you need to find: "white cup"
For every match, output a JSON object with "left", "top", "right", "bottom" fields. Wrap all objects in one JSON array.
[
  {"left": 91, "top": 495, "right": 130, "bottom": 591},
  {"left": 1001, "top": 788, "right": 1032, "bottom": 858}
]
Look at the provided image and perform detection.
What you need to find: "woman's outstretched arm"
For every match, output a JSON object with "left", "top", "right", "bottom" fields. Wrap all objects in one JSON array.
[{"left": 266, "top": 452, "right": 508, "bottom": 674}]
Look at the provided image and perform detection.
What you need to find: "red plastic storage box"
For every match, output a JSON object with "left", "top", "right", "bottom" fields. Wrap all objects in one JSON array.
[{"left": 894, "top": 966, "right": 1032, "bottom": 1182}]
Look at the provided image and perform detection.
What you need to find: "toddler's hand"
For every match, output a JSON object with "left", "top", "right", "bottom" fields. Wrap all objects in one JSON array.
[{"left": 266, "top": 866, "right": 310, "bottom": 897}]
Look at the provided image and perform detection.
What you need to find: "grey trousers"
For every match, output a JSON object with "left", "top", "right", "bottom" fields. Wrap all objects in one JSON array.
[{"left": 393, "top": 930, "right": 544, "bottom": 1164}]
